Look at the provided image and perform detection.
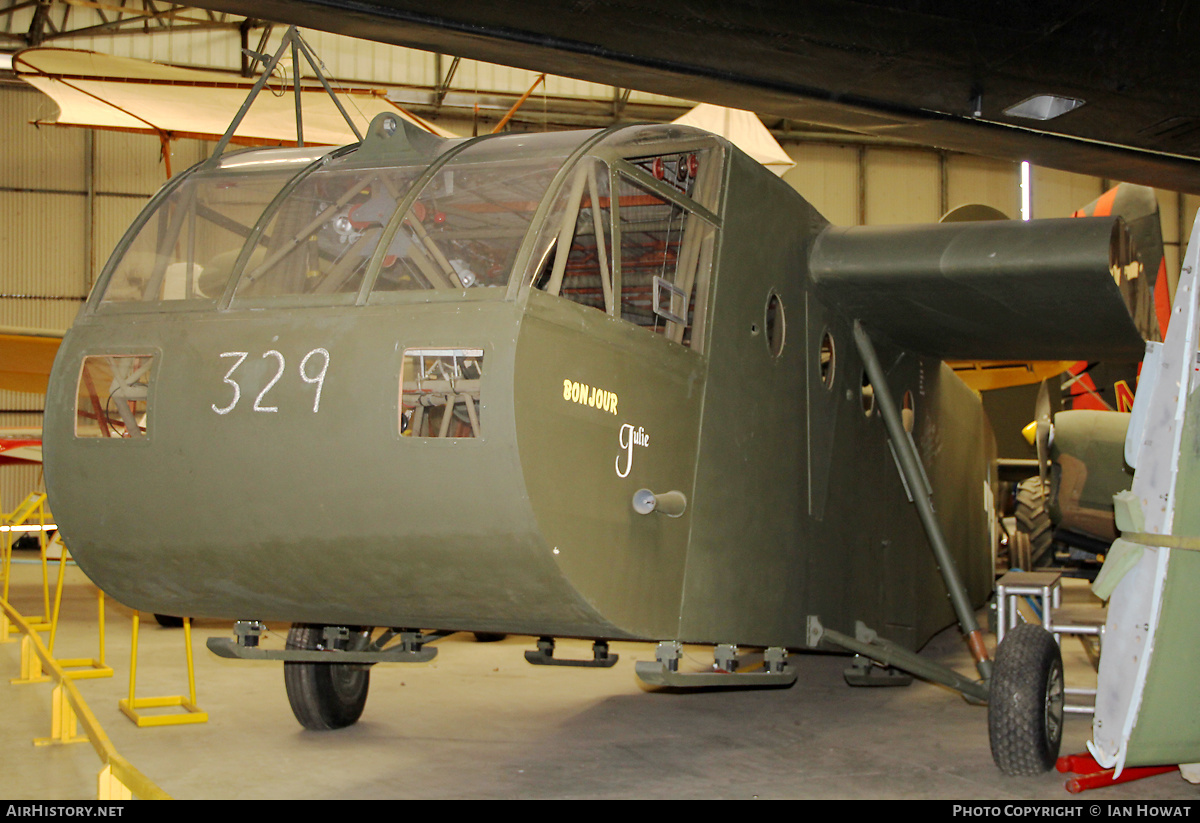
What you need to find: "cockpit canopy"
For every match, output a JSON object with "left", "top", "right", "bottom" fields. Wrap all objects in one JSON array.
[{"left": 95, "top": 116, "right": 726, "bottom": 349}]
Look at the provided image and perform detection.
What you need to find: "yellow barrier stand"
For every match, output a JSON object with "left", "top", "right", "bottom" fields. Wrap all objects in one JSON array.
[
  {"left": 119, "top": 611, "right": 208, "bottom": 727},
  {"left": 46, "top": 535, "right": 112, "bottom": 681},
  {"left": 0, "top": 596, "right": 171, "bottom": 799},
  {"left": 98, "top": 764, "right": 133, "bottom": 801},
  {"left": 1, "top": 493, "right": 52, "bottom": 642},
  {"left": 36, "top": 681, "right": 88, "bottom": 746},
  {"left": 12, "top": 632, "right": 49, "bottom": 684}
]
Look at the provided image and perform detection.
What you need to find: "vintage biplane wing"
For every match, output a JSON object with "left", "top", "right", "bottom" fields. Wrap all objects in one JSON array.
[
  {"left": 13, "top": 46, "right": 456, "bottom": 149},
  {"left": 0, "top": 327, "right": 59, "bottom": 473},
  {"left": 0, "top": 326, "right": 64, "bottom": 396},
  {"left": 0, "top": 429, "right": 44, "bottom": 466},
  {"left": 181, "top": 0, "right": 1200, "bottom": 193}
]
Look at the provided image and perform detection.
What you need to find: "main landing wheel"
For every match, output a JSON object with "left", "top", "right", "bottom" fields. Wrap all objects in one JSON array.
[
  {"left": 988, "top": 622, "right": 1064, "bottom": 775},
  {"left": 283, "top": 624, "right": 372, "bottom": 730}
]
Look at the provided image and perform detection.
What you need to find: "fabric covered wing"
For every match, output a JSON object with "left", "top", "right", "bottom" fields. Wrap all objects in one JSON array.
[{"left": 0, "top": 327, "right": 64, "bottom": 394}]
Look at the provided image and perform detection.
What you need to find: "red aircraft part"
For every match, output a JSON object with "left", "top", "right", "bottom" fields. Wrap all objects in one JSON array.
[{"left": 1056, "top": 752, "right": 1178, "bottom": 793}]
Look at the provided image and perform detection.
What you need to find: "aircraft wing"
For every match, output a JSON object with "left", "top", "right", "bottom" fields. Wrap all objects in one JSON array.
[
  {"left": 0, "top": 430, "right": 43, "bottom": 466},
  {"left": 13, "top": 47, "right": 456, "bottom": 145},
  {"left": 180, "top": 0, "right": 1200, "bottom": 193},
  {"left": 809, "top": 216, "right": 1145, "bottom": 362},
  {"left": 0, "top": 326, "right": 65, "bottom": 395}
]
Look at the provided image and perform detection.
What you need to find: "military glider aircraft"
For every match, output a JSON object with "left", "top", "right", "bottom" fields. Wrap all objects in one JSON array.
[{"left": 42, "top": 111, "right": 1146, "bottom": 774}]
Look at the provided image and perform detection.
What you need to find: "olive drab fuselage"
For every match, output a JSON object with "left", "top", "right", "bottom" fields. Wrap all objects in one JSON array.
[{"left": 44, "top": 115, "right": 996, "bottom": 652}]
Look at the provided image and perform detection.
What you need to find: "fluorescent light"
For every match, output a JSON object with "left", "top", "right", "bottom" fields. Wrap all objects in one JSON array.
[
  {"left": 1021, "top": 161, "right": 1031, "bottom": 221},
  {"left": 1005, "top": 94, "right": 1085, "bottom": 121},
  {"left": 0, "top": 54, "right": 13, "bottom": 71}
]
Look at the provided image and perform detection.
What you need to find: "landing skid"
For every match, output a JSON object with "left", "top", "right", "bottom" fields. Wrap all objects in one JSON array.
[
  {"left": 524, "top": 636, "right": 619, "bottom": 668},
  {"left": 207, "top": 622, "right": 447, "bottom": 663},
  {"left": 810, "top": 617, "right": 988, "bottom": 704},
  {"left": 634, "top": 641, "right": 797, "bottom": 688},
  {"left": 843, "top": 655, "right": 914, "bottom": 687}
]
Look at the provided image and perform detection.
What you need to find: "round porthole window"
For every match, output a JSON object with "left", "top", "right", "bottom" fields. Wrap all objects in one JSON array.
[{"left": 766, "top": 292, "right": 785, "bottom": 357}]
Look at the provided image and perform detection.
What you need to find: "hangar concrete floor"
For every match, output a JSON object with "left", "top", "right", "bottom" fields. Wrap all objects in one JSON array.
[{"left": 2, "top": 556, "right": 1197, "bottom": 801}]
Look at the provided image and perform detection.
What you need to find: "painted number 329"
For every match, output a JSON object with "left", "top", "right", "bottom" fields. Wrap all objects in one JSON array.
[{"left": 211, "top": 348, "right": 330, "bottom": 415}]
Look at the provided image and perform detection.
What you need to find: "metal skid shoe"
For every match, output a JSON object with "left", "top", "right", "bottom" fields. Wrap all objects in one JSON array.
[
  {"left": 635, "top": 641, "right": 797, "bottom": 688},
  {"left": 843, "top": 655, "right": 913, "bottom": 687},
  {"left": 207, "top": 621, "right": 440, "bottom": 663},
  {"left": 524, "top": 636, "right": 619, "bottom": 668}
]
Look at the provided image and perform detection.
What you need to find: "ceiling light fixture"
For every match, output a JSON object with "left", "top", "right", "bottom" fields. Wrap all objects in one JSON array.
[{"left": 1004, "top": 94, "right": 1086, "bottom": 121}]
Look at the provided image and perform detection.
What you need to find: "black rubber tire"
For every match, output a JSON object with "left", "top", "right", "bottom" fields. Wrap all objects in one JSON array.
[
  {"left": 153, "top": 614, "right": 184, "bottom": 628},
  {"left": 1014, "top": 477, "right": 1053, "bottom": 568},
  {"left": 283, "top": 624, "right": 371, "bottom": 730},
  {"left": 473, "top": 632, "right": 507, "bottom": 643},
  {"left": 988, "top": 622, "right": 1065, "bottom": 775}
]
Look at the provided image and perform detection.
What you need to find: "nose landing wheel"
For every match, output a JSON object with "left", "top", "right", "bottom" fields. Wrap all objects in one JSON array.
[{"left": 283, "top": 624, "right": 372, "bottom": 730}]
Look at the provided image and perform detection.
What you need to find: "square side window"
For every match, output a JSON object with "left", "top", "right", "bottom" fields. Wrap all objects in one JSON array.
[
  {"left": 75, "top": 355, "right": 154, "bottom": 438},
  {"left": 400, "top": 349, "right": 483, "bottom": 438}
]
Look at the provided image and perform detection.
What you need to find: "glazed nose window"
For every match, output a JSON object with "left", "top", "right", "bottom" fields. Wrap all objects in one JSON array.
[
  {"left": 100, "top": 168, "right": 301, "bottom": 305},
  {"left": 75, "top": 355, "right": 155, "bottom": 438}
]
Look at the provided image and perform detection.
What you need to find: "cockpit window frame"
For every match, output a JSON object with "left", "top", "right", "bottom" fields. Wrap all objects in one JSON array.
[
  {"left": 358, "top": 129, "right": 607, "bottom": 308},
  {"left": 517, "top": 128, "right": 727, "bottom": 355},
  {"left": 85, "top": 125, "right": 726, "bottom": 325},
  {"left": 87, "top": 145, "right": 339, "bottom": 317}
]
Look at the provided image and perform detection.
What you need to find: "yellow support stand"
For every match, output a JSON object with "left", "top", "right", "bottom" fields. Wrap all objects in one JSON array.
[
  {"left": 46, "top": 536, "right": 112, "bottom": 680},
  {"left": 1, "top": 492, "right": 52, "bottom": 642},
  {"left": 119, "top": 611, "right": 208, "bottom": 727}
]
